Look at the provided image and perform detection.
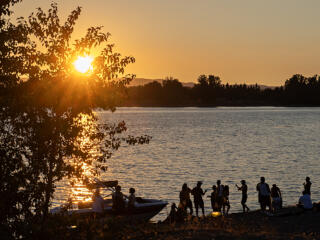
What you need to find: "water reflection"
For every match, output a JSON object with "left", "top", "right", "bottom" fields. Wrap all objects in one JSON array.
[
  {"left": 54, "top": 107, "right": 320, "bottom": 221},
  {"left": 56, "top": 114, "right": 100, "bottom": 206}
]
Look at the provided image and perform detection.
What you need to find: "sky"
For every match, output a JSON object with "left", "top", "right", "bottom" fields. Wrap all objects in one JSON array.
[{"left": 12, "top": 0, "right": 320, "bottom": 86}]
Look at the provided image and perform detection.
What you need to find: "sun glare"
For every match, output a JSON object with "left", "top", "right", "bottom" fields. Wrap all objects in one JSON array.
[{"left": 74, "top": 55, "right": 93, "bottom": 74}]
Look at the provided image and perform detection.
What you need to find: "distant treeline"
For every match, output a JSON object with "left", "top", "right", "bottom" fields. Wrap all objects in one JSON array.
[{"left": 122, "top": 74, "right": 320, "bottom": 107}]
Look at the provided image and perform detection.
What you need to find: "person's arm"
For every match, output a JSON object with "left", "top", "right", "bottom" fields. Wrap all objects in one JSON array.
[
  {"left": 201, "top": 189, "right": 206, "bottom": 195},
  {"left": 236, "top": 184, "right": 241, "bottom": 191},
  {"left": 256, "top": 184, "right": 259, "bottom": 192}
]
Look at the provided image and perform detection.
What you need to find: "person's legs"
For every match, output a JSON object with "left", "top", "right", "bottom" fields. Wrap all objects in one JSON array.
[
  {"left": 241, "top": 196, "right": 246, "bottom": 213},
  {"left": 187, "top": 199, "right": 193, "bottom": 215},
  {"left": 194, "top": 201, "right": 199, "bottom": 217},
  {"left": 241, "top": 202, "right": 245, "bottom": 213},
  {"left": 226, "top": 202, "right": 230, "bottom": 214},
  {"left": 199, "top": 200, "right": 205, "bottom": 216},
  {"left": 217, "top": 197, "right": 223, "bottom": 212},
  {"left": 258, "top": 195, "right": 263, "bottom": 210},
  {"left": 261, "top": 196, "right": 266, "bottom": 211}
]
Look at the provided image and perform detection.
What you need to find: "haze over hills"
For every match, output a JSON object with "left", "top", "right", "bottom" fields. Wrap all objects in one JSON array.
[
  {"left": 129, "top": 78, "right": 196, "bottom": 88},
  {"left": 130, "top": 78, "right": 277, "bottom": 89}
]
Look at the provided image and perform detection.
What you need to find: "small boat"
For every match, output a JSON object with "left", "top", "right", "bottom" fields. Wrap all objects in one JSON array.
[{"left": 50, "top": 180, "right": 168, "bottom": 222}]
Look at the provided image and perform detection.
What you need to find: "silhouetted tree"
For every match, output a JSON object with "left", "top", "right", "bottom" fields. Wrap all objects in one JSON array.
[{"left": 0, "top": 2, "right": 150, "bottom": 238}]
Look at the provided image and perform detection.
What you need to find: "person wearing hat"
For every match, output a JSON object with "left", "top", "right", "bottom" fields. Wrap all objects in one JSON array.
[
  {"left": 191, "top": 181, "right": 207, "bottom": 217},
  {"left": 236, "top": 180, "right": 250, "bottom": 213}
]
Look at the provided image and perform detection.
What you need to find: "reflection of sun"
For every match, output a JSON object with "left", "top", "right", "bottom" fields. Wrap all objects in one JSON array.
[{"left": 74, "top": 55, "right": 93, "bottom": 73}]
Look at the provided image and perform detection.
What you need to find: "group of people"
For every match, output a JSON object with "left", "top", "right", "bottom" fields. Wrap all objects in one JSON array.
[
  {"left": 175, "top": 176, "right": 313, "bottom": 218},
  {"left": 92, "top": 176, "right": 314, "bottom": 219},
  {"left": 178, "top": 180, "right": 233, "bottom": 217},
  {"left": 92, "top": 185, "right": 137, "bottom": 214}
]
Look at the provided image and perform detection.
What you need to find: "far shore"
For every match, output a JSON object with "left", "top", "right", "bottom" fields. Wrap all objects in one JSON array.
[{"left": 117, "top": 104, "right": 320, "bottom": 108}]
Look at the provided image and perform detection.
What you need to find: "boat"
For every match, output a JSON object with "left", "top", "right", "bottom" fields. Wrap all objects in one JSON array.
[{"left": 50, "top": 180, "right": 168, "bottom": 222}]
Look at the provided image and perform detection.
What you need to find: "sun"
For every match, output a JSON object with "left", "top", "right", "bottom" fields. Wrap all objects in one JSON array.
[{"left": 74, "top": 55, "right": 93, "bottom": 74}]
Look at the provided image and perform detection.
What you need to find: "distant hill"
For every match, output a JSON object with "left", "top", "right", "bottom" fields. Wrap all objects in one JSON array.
[
  {"left": 129, "top": 78, "right": 195, "bottom": 88},
  {"left": 129, "top": 78, "right": 276, "bottom": 89}
]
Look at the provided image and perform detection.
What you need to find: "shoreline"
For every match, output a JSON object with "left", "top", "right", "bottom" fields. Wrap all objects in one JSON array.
[{"left": 120, "top": 207, "right": 320, "bottom": 239}]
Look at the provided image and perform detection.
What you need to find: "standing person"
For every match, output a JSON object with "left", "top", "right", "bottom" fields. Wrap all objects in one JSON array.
[
  {"left": 256, "top": 177, "right": 271, "bottom": 211},
  {"left": 92, "top": 188, "right": 104, "bottom": 215},
  {"left": 192, "top": 181, "right": 207, "bottom": 217},
  {"left": 128, "top": 188, "right": 136, "bottom": 210},
  {"left": 112, "top": 185, "right": 125, "bottom": 212},
  {"left": 270, "top": 184, "right": 282, "bottom": 211},
  {"left": 222, "top": 185, "right": 230, "bottom": 215},
  {"left": 179, "top": 183, "right": 193, "bottom": 215},
  {"left": 216, "top": 180, "right": 224, "bottom": 212},
  {"left": 236, "top": 180, "right": 250, "bottom": 213},
  {"left": 208, "top": 185, "right": 218, "bottom": 211},
  {"left": 304, "top": 177, "right": 312, "bottom": 196}
]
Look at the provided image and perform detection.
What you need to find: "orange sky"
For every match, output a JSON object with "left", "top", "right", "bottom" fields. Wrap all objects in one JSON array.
[{"left": 12, "top": 0, "right": 320, "bottom": 86}]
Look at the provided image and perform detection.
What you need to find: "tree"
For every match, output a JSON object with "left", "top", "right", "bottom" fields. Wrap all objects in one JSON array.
[{"left": 0, "top": 2, "right": 150, "bottom": 238}]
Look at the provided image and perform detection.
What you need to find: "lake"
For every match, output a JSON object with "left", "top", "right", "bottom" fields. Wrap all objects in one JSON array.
[{"left": 54, "top": 107, "right": 320, "bottom": 220}]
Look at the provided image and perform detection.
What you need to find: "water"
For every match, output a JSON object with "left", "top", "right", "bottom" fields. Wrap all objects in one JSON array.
[{"left": 54, "top": 107, "right": 320, "bottom": 220}]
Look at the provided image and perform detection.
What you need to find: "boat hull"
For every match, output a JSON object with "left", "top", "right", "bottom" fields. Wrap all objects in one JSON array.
[{"left": 51, "top": 198, "right": 167, "bottom": 223}]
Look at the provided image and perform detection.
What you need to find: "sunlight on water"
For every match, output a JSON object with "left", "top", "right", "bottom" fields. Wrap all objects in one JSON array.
[
  {"left": 55, "top": 107, "right": 320, "bottom": 221},
  {"left": 70, "top": 164, "right": 93, "bottom": 204}
]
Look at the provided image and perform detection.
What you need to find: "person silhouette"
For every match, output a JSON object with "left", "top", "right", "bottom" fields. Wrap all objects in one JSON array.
[
  {"left": 92, "top": 188, "right": 104, "bottom": 215},
  {"left": 304, "top": 177, "right": 312, "bottom": 196},
  {"left": 208, "top": 185, "right": 218, "bottom": 211},
  {"left": 128, "top": 187, "right": 136, "bottom": 210},
  {"left": 256, "top": 177, "right": 271, "bottom": 211},
  {"left": 270, "top": 184, "right": 282, "bottom": 212},
  {"left": 222, "top": 185, "right": 230, "bottom": 215},
  {"left": 179, "top": 183, "right": 193, "bottom": 215},
  {"left": 236, "top": 180, "right": 250, "bottom": 213},
  {"left": 216, "top": 180, "right": 224, "bottom": 212},
  {"left": 112, "top": 185, "right": 125, "bottom": 212},
  {"left": 191, "top": 181, "right": 207, "bottom": 217}
]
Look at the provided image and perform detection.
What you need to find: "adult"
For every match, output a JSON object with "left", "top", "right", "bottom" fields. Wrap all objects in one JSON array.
[
  {"left": 256, "top": 177, "right": 271, "bottom": 211},
  {"left": 298, "top": 191, "right": 313, "bottom": 210},
  {"left": 179, "top": 183, "right": 193, "bottom": 215},
  {"left": 192, "top": 181, "right": 207, "bottom": 217},
  {"left": 236, "top": 180, "right": 250, "bottom": 213},
  {"left": 209, "top": 185, "right": 218, "bottom": 211},
  {"left": 128, "top": 187, "right": 136, "bottom": 209},
  {"left": 304, "top": 177, "right": 312, "bottom": 196},
  {"left": 92, "top": 188, "right": 104, "bottom": 214},
  {"left": 112, "top": 185, "right": 125, "bottom": 212},
  {"left": 222, "top": 185, "right": 230, "bottom": 215},
  {"left": 216, "top": 180, "right": 224, "bottom": 212},
  {"left": 270, "top": 184, "right": 282, "bottom": 212}
]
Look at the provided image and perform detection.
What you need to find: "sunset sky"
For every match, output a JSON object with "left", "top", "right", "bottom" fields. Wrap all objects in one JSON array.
[{"left": 13, "top": 0, "right": 320, "bottom": 86}]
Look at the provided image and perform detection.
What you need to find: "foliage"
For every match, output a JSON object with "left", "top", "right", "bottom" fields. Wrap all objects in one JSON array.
[
  {"left": 0, "top": 2, "right": 150, "bottom": 238},
  {"left": 124, "top": 74, "right": 320, "bottom": 107}
]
